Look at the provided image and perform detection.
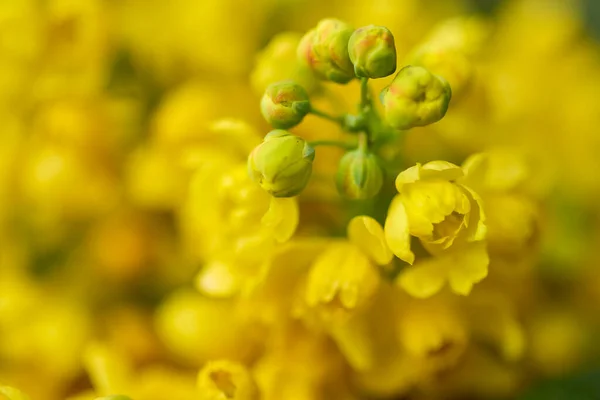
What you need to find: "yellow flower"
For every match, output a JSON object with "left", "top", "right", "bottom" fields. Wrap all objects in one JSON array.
[
  {"left": 154, "top": 289, "right": 257, "bottom": 364},
  {"left": 383, "top": 161, "right": 488, "bottom": 297},
  {"left": 397, "top": 295, "right": 468, "bottom": 370},
  {"left": 385, "top": 160, "right": 486, "bottom": 263},
  {"left": 461, "top": 151, "right": 538, "bottom": 255},
  {"left": 197, "top": 360, "right": 258, "bottom": 400},
  {"left": 304, "top": 240, "right": 380, "bottom": 320},
  {"left": 187, "top": 163, "right": 299, "bottom": 297}
]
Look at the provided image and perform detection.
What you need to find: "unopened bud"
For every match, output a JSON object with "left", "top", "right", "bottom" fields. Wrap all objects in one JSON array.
[
  {"left": 381, "top": 65, "right": 452, "bottom": 130},
  {"left": 260, "top": 81, "right": 310, "bottom": 129},
  {"left": 336, "top": 149, "right": 384, "bottom": 200},
  {"left": 348, "top": 25, "right": 397, "bottom": 79},
  {"left": 297, "top": 19, "right": 355, "bottom": 84},
  {"left": 248, "top": 130, "right": 315, "bottom": 197}
]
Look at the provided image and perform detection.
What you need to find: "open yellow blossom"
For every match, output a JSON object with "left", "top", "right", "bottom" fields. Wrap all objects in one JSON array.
[
  {"left": 384, "top": 160, "right": 486, "bottom": 264},
  {"left": 305, "top": 240, "right": 380, "bottom": 321},
  {"left": 384, "top": 160, "right": 488, "bottom": 297},
  {"left": 155, "top": 289, "right": 258, "bottom": 365},
  {"left": 397, "top": 295, "right": 468, "bottom": 371}
]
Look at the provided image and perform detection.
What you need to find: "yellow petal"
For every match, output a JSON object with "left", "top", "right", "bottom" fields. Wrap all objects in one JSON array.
[
  {"left": 447, "top": 242, "right": 489, "bottom": 295},
  {"left": 261, "top": 197, "right": 299, "bottom": 243},
  {"left": 395, "top": 164, "right": 421, "bottom": 190},
  {"left": 305, "top": 242, "right": 379, "bottom": 311},
  {"left": 459, "top": 184, "right": 487, "bottom": 242},
  {"left": 403, "top": 181, "right": 458, "bottom": 226},
  {"left": 348, "top": 216, "right": 393, "bottom": 265},
  {"left": 395, "top": 161, "right": 463, "bottom": 192},
  {"left": 420, "top": 160, "right": 464, "bottom": 181},
  {"left": 395, "top": 258, "right": 446, "bottom": 298},
  {"left": 384, "top": 196, "right": 415, "bottom": 264}
]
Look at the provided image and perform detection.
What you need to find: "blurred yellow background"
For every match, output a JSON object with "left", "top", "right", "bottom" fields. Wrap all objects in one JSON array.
[{"left": 1, "top": 0, "right": 600, "bottom": 399}]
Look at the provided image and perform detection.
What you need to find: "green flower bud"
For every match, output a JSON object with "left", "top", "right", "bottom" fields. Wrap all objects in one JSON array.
[
  {"left": 336, "top": 149, "right": 384, "bottom": 200},
  {"left": 348, "top": 25, "right": 397, "bottom": 79},
  {"left": 260, "top": 81, "right": 310, "bottom": 129},
  {"left": 297, "top": 19, "right": 355, "bottom": 84},
  {"left": 381, "top": 65, "right": 452, "bottom": 130},
  {"left": 248, "top": 130, "right": 315, "bottom": 197}
]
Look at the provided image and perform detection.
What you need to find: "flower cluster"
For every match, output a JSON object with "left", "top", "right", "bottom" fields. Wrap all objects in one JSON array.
[{"left": 1, "top": 1, "right": 600, "bottom": 400}]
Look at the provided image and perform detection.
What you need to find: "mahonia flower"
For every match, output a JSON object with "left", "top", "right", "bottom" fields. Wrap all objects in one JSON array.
[
  {"left": 384, "top": 161, "right": 488, "bottom": 297},
  {"left": 304, "top": 216, "right": 391, "bottom": 321},
  {"left": 461, "top": 150, "right": 538, "bottom": 256}
]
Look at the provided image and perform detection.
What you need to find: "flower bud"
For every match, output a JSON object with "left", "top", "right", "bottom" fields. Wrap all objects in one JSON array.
[
  {"left": 297, "top": 19, "right": 355, "bottom": 84},
  {"left": 260, "top": 81, "right": 310, "bottom": 129},
  {"left": 248, "top": 130, "right": 315, "bottom": 197},
  {"left": 381, "top": 65, "right": 452, "bottom": 130},
  {"left": 348, "top": 25, "right": 397, "bottom": 79},
  {"left": 336, "top": 149, "right": 384, "bottom": 200}
]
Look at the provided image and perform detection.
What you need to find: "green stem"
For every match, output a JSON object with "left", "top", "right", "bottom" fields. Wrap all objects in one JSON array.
[
  {"left": 308, "top": 140, "right": 357, "bottom": 150},
  {"left": 309, "top": 107, "right": 344, "bottom": 124},
  {"left": 360, "top": 77, "right": 370, "bottom": 110},
  {"left": 357, "top": 132, "right": 368, "bottom": 152}
]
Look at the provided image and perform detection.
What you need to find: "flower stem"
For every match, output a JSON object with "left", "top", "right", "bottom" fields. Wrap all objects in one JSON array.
[
  {"left": 360, "top": 77, "right": 370, "bottom": 110},
  {"left": 309, "top": 107, "right": 345, "bottom": 124},
  {"left": 308, "top": 140, "right": 357, "bottom": 150}
]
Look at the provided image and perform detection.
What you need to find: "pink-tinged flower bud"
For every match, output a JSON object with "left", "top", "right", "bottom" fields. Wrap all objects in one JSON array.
[
  {"left": 297, "top": 19, "right": 355, "bottom": 84},
  {"left": 348, "top": 25, "right": 397, "bottom": 79},
  {"left": 381, "top": 65, "right": 452, "bottom": 130},
  {"left": 260, "top": 80, "right": 310, "bottom": 129}
]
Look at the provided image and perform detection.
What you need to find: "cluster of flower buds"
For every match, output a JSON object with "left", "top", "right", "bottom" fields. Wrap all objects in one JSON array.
[{"left": 249, "top": 18, "right": 453, "bottom": 199}]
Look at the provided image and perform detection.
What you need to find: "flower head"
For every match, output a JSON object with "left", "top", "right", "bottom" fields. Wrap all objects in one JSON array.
[{"left": 384, "top": 161, "right": 488, "bottom": 297}]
